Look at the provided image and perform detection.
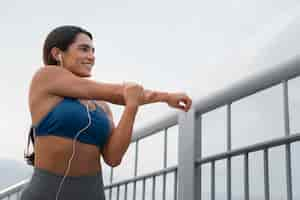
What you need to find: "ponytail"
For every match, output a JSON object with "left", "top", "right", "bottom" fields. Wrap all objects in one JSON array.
[{"left": 24, "top": 127, "right": 35, "bottom": 166}]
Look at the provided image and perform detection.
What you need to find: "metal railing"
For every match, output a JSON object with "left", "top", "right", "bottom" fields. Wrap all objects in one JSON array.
[
  {"left": 0, "top": 180, "right": 29, "bottom": 200},
  {"left": 1, "top": 56, "right": 300, "bottom": 200},
  {"left": 104, "top": 126, "right": 179, "bottom": 200},
  {"left": 180, "top": 56, "right": 300, "bottom": 200}
]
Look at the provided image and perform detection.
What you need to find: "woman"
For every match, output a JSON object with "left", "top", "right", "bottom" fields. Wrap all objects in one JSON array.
[{"left": 21, "top": 25, "right": 192, "bottom": 200}]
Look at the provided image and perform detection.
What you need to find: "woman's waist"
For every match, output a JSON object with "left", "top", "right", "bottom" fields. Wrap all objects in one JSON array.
[
  {"left": 32, "top": 166, "right": 103, "bottom": 181},
  {"left": 35, "top": 136, "right": 102, "bottom": 176},
  {"left": 24, "top": 167, "right": 105, "bottom": 198}
]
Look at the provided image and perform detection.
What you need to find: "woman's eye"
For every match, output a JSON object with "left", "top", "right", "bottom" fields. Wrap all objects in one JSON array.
[{"left": 81, "top": 47, "right": 89, "bottom": 52}]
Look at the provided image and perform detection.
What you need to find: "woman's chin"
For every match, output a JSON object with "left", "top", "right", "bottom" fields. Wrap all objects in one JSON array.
[
  {"left": 78, "top": 68, "right": 92, "bottom": 77},
  {"left": 82, "top": 73, "right": 92, "bottom": 78},
  {"left": 73, "top": 71, "right": 91, "bottom": 78}
]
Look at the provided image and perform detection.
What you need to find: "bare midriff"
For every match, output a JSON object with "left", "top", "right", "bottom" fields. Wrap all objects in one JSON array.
[{"left": 34, "top": 135, "right": 102, "bottom": 176}]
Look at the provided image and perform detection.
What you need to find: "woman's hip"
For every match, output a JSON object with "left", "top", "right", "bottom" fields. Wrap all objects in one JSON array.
[{"left": 20, "top": 167, "right": 105, "bottom": 200}]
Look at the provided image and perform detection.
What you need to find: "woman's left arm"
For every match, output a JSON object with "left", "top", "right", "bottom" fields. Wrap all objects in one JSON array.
[
  {"left": 98, "top": 101, "right": 140, "bottom": 167},
  {"left": 142, "top": 90, "right": 192, "bottom": 112},
  {"left": 96, "top": 89, "right": 192, "bottom": 167}
]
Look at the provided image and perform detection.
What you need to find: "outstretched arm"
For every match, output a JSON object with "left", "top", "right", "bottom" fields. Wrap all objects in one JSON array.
[
  {"left": 31, "top": 66, "right": 126, "bottom": 105},
  {"left": 142, "top": 89, "right": 192, "bottom": 112},
  {"left": 99, "top": 88, "right": 192, "bottom": 167},
  {"left": 33, "top": 66, "right": 191, "bottom": 110}
]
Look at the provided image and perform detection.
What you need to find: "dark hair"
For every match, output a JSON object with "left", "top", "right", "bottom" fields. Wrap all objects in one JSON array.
[
  {"left": 24, "top": 26, "right": 93, "bottom": 166},
  {"left": 43, "top": 25, "right": 93, "bottom": 65}
]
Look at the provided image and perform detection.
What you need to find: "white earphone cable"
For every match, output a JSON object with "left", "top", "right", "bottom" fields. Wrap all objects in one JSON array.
[{"left": 55, "top": 102, "right": 91, "bottom": 200}]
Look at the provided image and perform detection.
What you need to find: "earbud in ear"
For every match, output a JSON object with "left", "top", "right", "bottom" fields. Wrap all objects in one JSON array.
[{"left": 58, "top": 54, "right": 62, "bottom": 62}]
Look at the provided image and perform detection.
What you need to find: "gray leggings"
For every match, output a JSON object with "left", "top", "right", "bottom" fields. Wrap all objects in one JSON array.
[{"left": 21, "top": 167, "right": 106, "bottom": 200}]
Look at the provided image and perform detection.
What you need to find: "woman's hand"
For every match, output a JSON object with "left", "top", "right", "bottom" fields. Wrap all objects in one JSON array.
[
  {"left": 123, "top": 82, "right": 144, "bottom": 107},
  {"left": 166, "top": 92, "right": 192, "bottom": 112}
]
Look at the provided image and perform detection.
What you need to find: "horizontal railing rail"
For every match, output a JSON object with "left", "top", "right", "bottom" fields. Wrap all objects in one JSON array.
[
  {"left": 193, "top": 56, "right": 300, "bottom": 115},
  {"left": 0, "top": 179, "right": 29, "bottom": 199},
  {"left": 196, "top": 132, "right": 300, "bottom": 165},
  {"left": 104, "top": 166, "right": 177, "bottom": 189}
]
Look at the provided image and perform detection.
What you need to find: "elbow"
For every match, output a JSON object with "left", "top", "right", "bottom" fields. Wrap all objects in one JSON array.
[{"left": 105, "top": 157, "right": 122, "bottom": 167}]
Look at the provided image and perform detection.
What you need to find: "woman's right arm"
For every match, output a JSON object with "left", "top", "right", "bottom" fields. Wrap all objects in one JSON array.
[
  {"left": 31, "top": 66, "right": 125, "bottom": 105},
  {"left": 101, "top": 83, "right": 143, "bottom": 166}
]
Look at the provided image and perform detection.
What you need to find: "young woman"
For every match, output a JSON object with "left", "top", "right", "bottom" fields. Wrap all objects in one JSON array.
[{"left": 21, "top": 25, "right": 192, "bottom": 200}]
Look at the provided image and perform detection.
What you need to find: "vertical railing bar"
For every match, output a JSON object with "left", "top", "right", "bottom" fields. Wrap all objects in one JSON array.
[
  {"left": 227, "top": 157, "right": 231, "bottom": 200},
  {"left": 263, "top": 149, "right": 270, "bottom": 200},
  {"left": 133, "top": 141, "right": 139, "bottom": 200},
  {"left": 227, "top": 104, "right": 232, "bottom": 150},
  {"left": 162, "top": 128, "right": 168, "bottom": 200},
  {"left": 178, "top": 109, "right": 197, "bottom": 200},
  {"left": 244, "top": 153, "right": 249, "bottom": 200},
  {"left": 283, "top": 80, "right": 293, "bottom": 200},
  {"left": 142, "top": 178, "right": 146, "bottom": 200},
  {"left": 133, "top": 180, "right": 137, "bottom": 200},
  {"left": 286, "top": 144, "right": 293, "bottom": 200},
  {"left": 174, "top": 169, "right": 178, "bottom": 200},
  {"left": 124, "top": 183, "right": 128, "bottom": 200},
  {"left": 227, "top": 104, "right": 232, "bottom": 200},
  {"left": 109, "top": 163, "right": 114, "bottom": 200},
  {"left": 164, "top": 128, "right": 168, "bottom": 168},
  {"left": 109, "top": 188, "right": 112, "bottom": 200},
  {"left": 163, "top": 172, "right": 166, "bottom": 200},
  {"left": 110, "top": 166, "right": 114, "bottom": 183},
  {"left": 211, "top": 161, "right": 215, "bottom": 200},
  {"left": 198, "top": 115, "right": 202, "bottom": 200},
  {"left": 152, "top": 176, "right": 156, "bottom": 200},
  {"left": 116, "top": 185, "right": 120, "bottom": 200},
  {"left": 283, "top": 80, "right": 291, "bottom": 136}
]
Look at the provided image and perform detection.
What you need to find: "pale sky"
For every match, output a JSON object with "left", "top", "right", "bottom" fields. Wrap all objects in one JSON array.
[
  {"left": 2, "top": 1, "right": 300, "bottom": 198},
  {"left": 0, "top": 0, "right": 299, "bottom": 170}
]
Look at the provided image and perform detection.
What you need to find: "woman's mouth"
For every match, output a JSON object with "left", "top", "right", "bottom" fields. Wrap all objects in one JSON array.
[{"left": 82, "top": 63, "right": 93, "bottom": 69}]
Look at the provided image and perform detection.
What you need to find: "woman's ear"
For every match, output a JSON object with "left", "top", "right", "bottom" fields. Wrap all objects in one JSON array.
[{"left": 50, "top": 47, "right": 62, "bottom": 63}]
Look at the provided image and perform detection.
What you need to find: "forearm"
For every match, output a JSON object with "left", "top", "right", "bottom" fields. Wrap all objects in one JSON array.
[
  {"left": 89, "top": 82, "right": 125, "bottom": 105},
  {"left": 104, "top": 104, "right": 138, "bottom": 163},
  {"left": 142, "top": 89, "right": 169, "bottom": 105}
]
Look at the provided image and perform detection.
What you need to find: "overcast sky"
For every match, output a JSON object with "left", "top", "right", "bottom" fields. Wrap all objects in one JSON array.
[
  {"left": 2, "top": 0, "right": 300, "bottom": 198},
  {"left": 0, "top": 0, "right": 298, "bottom": 161}
]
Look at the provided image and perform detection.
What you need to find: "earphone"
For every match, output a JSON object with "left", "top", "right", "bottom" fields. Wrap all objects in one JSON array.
[
  {"left": 58, "top": 54, "right": 62, "bottom": 62},
  {"left": 57, "top": 53, "right": 63, "bottom": 68},
  {"left": 24, "top": 54, "right": 93, "bottom": 200},
  {"left": 54, "top": 54, "right": 96, "bottom": 199},
  {"left": 55, "top": 102, "right": 91, "bottom": 200}
]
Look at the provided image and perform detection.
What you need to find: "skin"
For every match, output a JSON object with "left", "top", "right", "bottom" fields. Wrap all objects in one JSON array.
[{"left": 29, "top": 33, "right": 192, "bottom": 176}]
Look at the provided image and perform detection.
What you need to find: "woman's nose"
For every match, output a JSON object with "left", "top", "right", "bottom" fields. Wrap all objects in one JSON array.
[{"left": 87, "top": 52, "right": 95, "bottom": 61}]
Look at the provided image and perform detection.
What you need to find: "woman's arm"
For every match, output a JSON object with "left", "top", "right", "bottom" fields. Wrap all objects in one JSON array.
[
  {"left": 32, "top": 66, "right": 191, "bottom": 109},
  {"left": 99, "top": 86, "right": 192, "bottom": 167},
  {"left": 142, "top": 89, "right": 169, "bottom": 104},
  {"left": 31, "top": 66, "right": 125, "bottom": 105},
  {"left": 142, "top": 89, "right": 192, "bottom": 112},
  {"left": 100, "top": 103, "right": 138, "bottom": 167}
]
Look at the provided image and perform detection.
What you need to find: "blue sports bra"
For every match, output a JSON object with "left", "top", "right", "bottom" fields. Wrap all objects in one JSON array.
[{"left": 32, "top": 97, "right": 111, "bottom": 149}]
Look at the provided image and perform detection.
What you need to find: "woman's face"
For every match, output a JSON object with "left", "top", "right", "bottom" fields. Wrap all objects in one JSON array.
[{"left": 61, "top": 33, "right": 95, "bottom": 77}]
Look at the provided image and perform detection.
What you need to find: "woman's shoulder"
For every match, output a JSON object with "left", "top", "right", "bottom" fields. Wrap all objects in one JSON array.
[
  {"left": 33, "top": 65, "right": 65, "bottom": 77},
  {"left": 30, "top": 65, "right": 73, "bottom": 92}
]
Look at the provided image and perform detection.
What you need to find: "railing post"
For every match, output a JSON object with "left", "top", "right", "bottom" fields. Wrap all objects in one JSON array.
[{"left": 178, "top": 108, "right": 201, "bottom": 200}]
